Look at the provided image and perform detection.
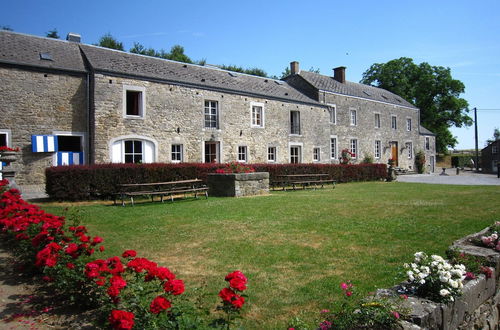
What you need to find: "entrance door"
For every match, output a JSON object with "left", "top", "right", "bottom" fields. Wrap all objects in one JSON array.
[
  {"left": 430, "top": 156, "right": 435, "bottom": 173},
  {"left": 391, "top": 142, "right": 399, "bottom": 167},
  {"left": 205, "top": 142, "right": 220, "bottom": 163}
]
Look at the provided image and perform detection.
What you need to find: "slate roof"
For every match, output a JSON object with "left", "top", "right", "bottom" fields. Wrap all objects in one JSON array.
[
  {"left": 292, "top": 70, "right": 417, "bottom": 109},
  {"left": 0, "top": 31, "right": 86, "bottom": 73},
  {"left": 78, "top": 45, "right": 321, "bottom": 106},
  {"left": 419, "top": 126, "right": 436, "bottom": 136}
]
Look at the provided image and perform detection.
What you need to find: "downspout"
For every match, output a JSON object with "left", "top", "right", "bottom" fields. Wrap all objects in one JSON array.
[{"left": 79, "top": 46, "right": 95, "bottom": 165}]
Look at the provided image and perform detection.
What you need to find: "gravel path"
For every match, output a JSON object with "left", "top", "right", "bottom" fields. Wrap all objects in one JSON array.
[{"left": 396, "top": 169, "right": 500, "bottom": 186}]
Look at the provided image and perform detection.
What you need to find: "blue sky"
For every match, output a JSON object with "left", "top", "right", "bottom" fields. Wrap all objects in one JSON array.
[{"left": 2, "top": 0, "right": 499, "bottom": 150}]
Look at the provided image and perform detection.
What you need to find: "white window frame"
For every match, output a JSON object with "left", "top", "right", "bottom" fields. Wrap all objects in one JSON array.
[
  {"left": 238, "top": 145, "right": 248, "bottom": 163},
  {"left": 350, "top": 139, "right": 358, "bottom": 159},
  {"left": 330, "top": 136, "right": 338, "bottom": 160},
  {"left": 375, "top": 140, "right": 381, "bottom": 159},
  {"left": 374, "top": 113, "right": 381, "bottom": 128},
  {"left": 406, "top": 118, "right": 412, "bottom": 131},
  {"left": 313, "top": 147, "right": 321, "bottom": 162},
  {"left": 171, "top": 144, "right": 183, "bottom": 163},
  {"left": 328, "top": 104, "right": 337, "bottom": 125},
  {"left": 0, "top": 130, "right": 11, "bottom": 148},
  {"left": 204, "top": 100, "right": 219, "bottom": 129},
  {"left": 109, "top": 135, "right": 157, "bottom": 164},
  {"left": 289, "top": 143, "right": 303, "bottom": 164},
  {"left": 123, "top": 85, "right": 146, "bottom": 119},
  {"left": 350, "top": 109, "right": 357, "bottom": 126},
  {"left": 250, "top": 102, "right": 264, "bottom": 128},
  {"left": 267, "top": 146, "right": 277, "bottom": 163},
  {"left": 425, "top": 137, "right": 430, "bottom": 150},
  {"left": 391, "top": 115, "right": 397, "bottom": 130},
  {"left": 407, "top": 142, "right": 413, "bottom": 159}
]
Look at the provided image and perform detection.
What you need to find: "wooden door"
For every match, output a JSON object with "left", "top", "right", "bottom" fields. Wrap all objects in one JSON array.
[{"left": 391, "top": 142, "right": 398, "bottom": 167}]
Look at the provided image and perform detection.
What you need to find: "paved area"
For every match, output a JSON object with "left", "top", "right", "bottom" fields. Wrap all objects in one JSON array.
[{"left": 397, "top": 169, "right": 500, "bottom": 185}]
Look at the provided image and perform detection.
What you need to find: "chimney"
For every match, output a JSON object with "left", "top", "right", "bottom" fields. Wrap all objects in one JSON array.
[
  {"left": 333, "top": 66, "right": 346, "bottom": 83},
  {"left": 66, "top": 33, "right": 81, "bottom": 43},
  {"left": 290, "top": 61, "right": 300, "bottom": 75}
]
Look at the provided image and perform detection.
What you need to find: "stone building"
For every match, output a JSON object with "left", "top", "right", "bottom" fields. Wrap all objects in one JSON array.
[
  {"left": 0, "top": 31, "right": 435, "bottom": 188},
  {"left": 481, "top": 140, "right": 499, "bottom": 173}
]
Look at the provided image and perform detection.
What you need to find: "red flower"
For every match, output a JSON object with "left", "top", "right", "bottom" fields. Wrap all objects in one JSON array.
[
  {"left": 154, "top": 266, "right": 176, "bottom": 281},
  {"left": 99, "top": 246, "right": 105, "bottom": 252},
  {"left": 219, "top": 287, "right": 236, "bottom": 302},
  {"left": 163, "top": 279, "right": 185, "bottom": 295},
  {"left": 149, "top": 296, "right": 172, "bottom": 314},
  {"left": 122, "top": 250, "right": 137, "bottom": 258},
  {"left": 231, "top": 295, "right": 245, "bottom": 308},
  {"left": 66, "top": 263, "right": 75, "bottom": 269},
  {"left": 225, "top": 270, "right": 247, "bottom": 291},
  {"left": 92, "top": 236, "right": 104, "bottom": 245},
  {"left": 108, "top": 310, "right": 134, "bottom": 330}
]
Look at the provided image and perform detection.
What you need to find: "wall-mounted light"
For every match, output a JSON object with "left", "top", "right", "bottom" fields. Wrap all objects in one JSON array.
[
  {"left": 176, "top": 127, "right": 180, "bottom": 134},
  {"left": 240, "top": 130, "right": 243, "bottom": 136}
]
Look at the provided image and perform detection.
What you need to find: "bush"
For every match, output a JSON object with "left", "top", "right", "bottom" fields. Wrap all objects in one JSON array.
[
  {"left": 46, "top": 163, "right": 387, "bottom": 201},
  {"left": 451, "top": 155, "right": 474, "bottom": 168},
  {"left": 415, "top": 151, "right": 426, "bottom": 174}
]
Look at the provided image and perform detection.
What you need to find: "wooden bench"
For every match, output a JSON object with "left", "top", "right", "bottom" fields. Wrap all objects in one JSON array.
[
  {"left": 272, "top": 174, "right": 336, "bottom": 191},
  {"left": 114, "top": 179, "right": 208, "bottom": 206}
]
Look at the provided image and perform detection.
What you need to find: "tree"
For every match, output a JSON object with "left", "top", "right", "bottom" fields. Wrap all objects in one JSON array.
[
  {"left": 46, "top": 29, "right": 60, "bottom": 39},
  {"left": 130, "top": 43, "right": 194, "bottom": 64},
  {"left": 486, "top": 128, "right": 500, "bottom": 145},
  {"left": 1, "top": 25, "right": 13, "bottom": 31},
  {"left": 219, "top": 64, "right": 267, "bottom": 77},
  {"left": 95, "top": 33, "right": 124, "bottom": 51},
  {"left": 361, "top": 57, "right": 471, "bottom": 153}
]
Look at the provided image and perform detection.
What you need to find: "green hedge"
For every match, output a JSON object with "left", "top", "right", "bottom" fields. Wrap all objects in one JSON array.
[
  {"left": 451, "top": 155, "right": 474, "bottom": 168},
  {"left": 45, "top": 163, "right": 387, "bottom": 201}
]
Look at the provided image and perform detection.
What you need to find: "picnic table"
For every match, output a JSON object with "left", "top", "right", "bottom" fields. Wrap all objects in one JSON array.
[
  {"left": 272, "top": 174, "right": 336, "bottom": 191},
  {"left": 114, "top": 179, "right": 208, "bottom": 206}
]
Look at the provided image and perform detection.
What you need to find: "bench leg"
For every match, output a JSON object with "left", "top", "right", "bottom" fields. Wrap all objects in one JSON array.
[
  {"left": 151, "top": 195, "right": 154, "bottom": 203},
  {"left": 121, "top": 194, "right": 125, "bottom": 207},
  {"left": 130, "top": 196, "right": 134, "bottom": 206},
  {"left": 205, "top": 191, "right": 208, "bottom": 199},
  {"left": 160, "top": 195, "right": 164, "bottom": 203}
]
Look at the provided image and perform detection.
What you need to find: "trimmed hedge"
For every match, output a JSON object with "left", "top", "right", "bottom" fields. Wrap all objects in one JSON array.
[
  {"left": 45, "top": 163, "right": 387, "bottom": 201},
  {"left": 451, "top": 155, "right": 475, "bottom": 168}
]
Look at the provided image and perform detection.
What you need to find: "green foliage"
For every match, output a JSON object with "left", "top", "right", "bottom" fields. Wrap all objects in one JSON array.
[
  {"left": 46, "top": 29, "right": 60, "bottom": 39},
  {"left": 95, "top": 33, "right": 124, "bottom": 51},
  {"left": 486, "top": 127, "right": 500, "bottom": 145},
  {"left": 451, "top": 155, "right": 473, "bottom": 168},
  {"left": 219, "top": 64, "right": 267, "bottom": 77},
  {"left": 361, "top": 57, "right": 471, "bottom": 153},
  {"left": 362, "top": 154, "right": 374, "bottom": 164},
  {"left": 1, "top": 25, "right": 13, "bottom": 31},
  {"left": 415, "top": 150, "right": 426, "bottom": 173},
  {"left": 130, "top": 42, "right": 194, "bottom": 64}
]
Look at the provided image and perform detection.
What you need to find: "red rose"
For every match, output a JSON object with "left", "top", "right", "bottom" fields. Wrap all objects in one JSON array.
[
  {"left": 122, "top": 250, "right": 137, "bottom": 258},
  {"left": 218, "top": 287, "right": 236, "bottom": 302},
  {"left": 231, "top": 295, "right": 245, "bottom": 308},
  {"left": 99, "top": 246, "right": 105, "bottom": 252},
  {"left": 66, "top": 263, "right": 75, "bottom": 269},
  {"left": 154, "top": 266, "right": 176, "bottom": 281},
  {"left": 92, "top": 236, "right": 104, "bottom": 245},
  {"left": 225, "top": 270, "right": 247, "bottom": 291},
  {"left": 108, "top": 310, "right": 134, "bottom": 330},
  {"left": 163, "top": 279, "right": 185, "bottom": 295},
  {"left": 149, "top": 296, "right": 172, "bottom": 314}
]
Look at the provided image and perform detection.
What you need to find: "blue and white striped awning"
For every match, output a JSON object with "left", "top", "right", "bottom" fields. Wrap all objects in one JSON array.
[
  {"left": 56, "top": 152, "right": 84, "bottom": 166},
  {"left": 31, "top": 135, "right": 58, "bottom": 152}
]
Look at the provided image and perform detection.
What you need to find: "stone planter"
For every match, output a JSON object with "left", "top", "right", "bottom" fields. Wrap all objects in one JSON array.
[
  {"left": 0, "top": 151, "right": 20, "bottom": 191},
  {"left": 0, "top": 151, "right": 18, "bottom": 163},
  {"left": 207, "top": 172, "right": 269, "bottom": 197}
]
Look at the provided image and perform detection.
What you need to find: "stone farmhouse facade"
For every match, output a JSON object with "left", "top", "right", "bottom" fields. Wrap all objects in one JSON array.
[
  {"left": 481, "top": 140, "right": 499, "bottom": 173},
  {"left": 0, "top": 31, "right": 436, "bottom": 187}
]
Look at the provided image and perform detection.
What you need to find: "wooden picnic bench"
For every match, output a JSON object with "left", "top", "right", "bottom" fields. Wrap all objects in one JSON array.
[
  {"left": 271, "top": 174, "right": 336, "bottom": 191},
  {"left": 114, "top": 179, "right": 208, "bottom": 206}
]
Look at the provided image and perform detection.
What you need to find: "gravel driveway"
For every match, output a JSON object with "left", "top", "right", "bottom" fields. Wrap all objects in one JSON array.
[{"left": 396, "top": 169, "right": 500, "bottom": 185}]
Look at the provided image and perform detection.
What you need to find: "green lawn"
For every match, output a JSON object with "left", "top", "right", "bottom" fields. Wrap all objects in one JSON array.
[{"left": 41, "top": 182, "right": 500, "bottom": 328}]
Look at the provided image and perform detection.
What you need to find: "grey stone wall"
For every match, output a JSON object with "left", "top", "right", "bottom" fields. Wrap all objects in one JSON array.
[
  {"left": 207, "top": 172, "right": 269, "bottom": 197},
  {"left": 0, "top": 67, "right": 87, "bottom": 185}
]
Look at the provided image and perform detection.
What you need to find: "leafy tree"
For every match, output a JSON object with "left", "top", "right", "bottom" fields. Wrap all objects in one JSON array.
[
  {"left": 1, "top": 25, "right": 13, "bottom": 31},
  {"left": 219, "top": 64, "right": 267, "bottom": 77},
  {"left": 486, "top": 128, "right": 500, "bottom": 145},
  {"left": 95, "top": 33, "right": 124, "bottom": 51},
  {"left": 130, "top": 43, "right": 193, "bottom": 64},
  {"left": 46, "top": 29, "right": 60, "bottom": 39},
  {"left": 361, "top": 57, "right": 471, "bottom": 153}
]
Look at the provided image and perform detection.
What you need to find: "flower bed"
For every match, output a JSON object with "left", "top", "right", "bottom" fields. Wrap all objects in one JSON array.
[{"left": 0, "top": 179, "right": 247, "bottom": 328}]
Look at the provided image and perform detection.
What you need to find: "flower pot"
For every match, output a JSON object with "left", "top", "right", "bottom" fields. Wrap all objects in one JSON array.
[{"left": 0, "top": 151, "right": 18, "bottom": 163}]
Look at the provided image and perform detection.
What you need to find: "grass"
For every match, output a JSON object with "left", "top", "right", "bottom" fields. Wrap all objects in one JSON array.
[{"left": 40, "top": 181, "right": 500, "bottom": 328}]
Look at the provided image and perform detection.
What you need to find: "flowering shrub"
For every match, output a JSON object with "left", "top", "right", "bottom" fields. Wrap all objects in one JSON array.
[
  {"left": 403, "top": 252, "right": 466, "bottom": 303},
  {"left": 215, "top": 270, "right": 248, "bottom": 327},
  {"left": 340, "top": 149, "right": 354, "bottom": 165},
  {"left": 0, "top": 146, "right": 19, "bottom": 152},
  {"left": 215, "top": 162, "right": 255, "bottom": 174},
  {"left": 478, "top": 222, "right": 500, "bottom": 251}
]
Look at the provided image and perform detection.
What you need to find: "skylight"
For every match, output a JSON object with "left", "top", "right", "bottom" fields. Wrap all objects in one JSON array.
[{"left": 39, "top": 52, "right": 53, "bottom": 61}]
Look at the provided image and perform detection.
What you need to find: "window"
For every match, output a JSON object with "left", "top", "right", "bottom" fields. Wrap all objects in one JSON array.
[
  {"left": 57, "top": 136, "right": 82, "bottom": 152},
  {"left": 375, "top": 113, "right": 381, "bottom": 128},
  {"left": 407, "top": 118, "right": 412, "bottom": 131},
  {"left": 123, "top": 85, "right": 145, "bottom": 118},
  {"left": 313, "top": 147, "right": 320, "bottom": 162},
  {"left": 290, "top": 111, "right": 300, "bottom": 135},
  {"left": 204, "top": 100, "right": 219, "bottom": 129},
  {"left": 290, "top": 146, "right": 301, "bottom": 164},
  {"left": 375, "top": 140, "right": 381, "bottom": 159},
  {"left": 251, "top": 103, "right": 264, "bottom": 127},
  {"left": 268, "top": 147, "right": 276, "bottom": 162},
  {"left": 407, "top": 142, "right": 413, "bottom": 158},
  {"left": 55, "top": 134, "right": 85, "bottom": 166},
  {"left": 111, "top": 137, "right": 155, "bottom": 164},
  {"left": 330, "top": 137, "right": 337, "bottom": 159},
  {"left": 425, "top": 137, "right": 430, "bottom": 150},
  {"left": 391, "top": 116, "right": 397, "bottom": 129},
  {"left": 171, "top": 144, "right": 183, "bottom": 162},
  {"left": 238, "top": 146, "right": 248, "bottom": 162},
  {"left": 350, "top": 139, "right": 358, "bottom": 159},
  {"left": 329, "top": 105, "right": 336, "bottom": 124},
  {"left": 350, "top": 109, "right": 357, "bottom": 126},
  {"left": 204, "top": 141, "right": 220, "bottom": 163},
  {"left": 0, "top": 133, "right": 7, "bottom": 148},
  {"left": 492, "top": 145, "right": 498, "bottom": 154}
]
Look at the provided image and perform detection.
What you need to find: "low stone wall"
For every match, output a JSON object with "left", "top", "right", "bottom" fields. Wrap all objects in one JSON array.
[
  {"left": 207, "top": 172, "right": 269, "bottom": 197},
  {"left": 379, "top": 228, "right": 500, "bottom": 330}
]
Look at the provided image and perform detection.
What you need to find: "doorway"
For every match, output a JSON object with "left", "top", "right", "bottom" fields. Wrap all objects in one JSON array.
[
  {"left": 390, "top": 142, "right": 398, "bottom": 167},
  {"left": 205, "top": 142, "right": 220, "bottom": 163}
]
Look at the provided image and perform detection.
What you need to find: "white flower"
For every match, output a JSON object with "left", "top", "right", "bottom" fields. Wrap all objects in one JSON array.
[
  {"left": 419, "top": 279, "right": 425, "bottom": 284},
  {"left": 492, "top": 233, "right": 498, "bottom": 240},
  {"left": 415, "top": 252, "right": 425, "bottom": 260},
  {"left": 431, "top": 255, "right": 444, "bottom": 262},
  {"left": 440, "top": 289, "right": 450, "bottom": 296},
  {"left": 449, "top": 280, "right": 459, "bottom": 288}
]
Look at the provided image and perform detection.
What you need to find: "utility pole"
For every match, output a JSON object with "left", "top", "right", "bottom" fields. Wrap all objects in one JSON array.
[{"left": 474, "top": 107, "right": 479, "bottom": 172}]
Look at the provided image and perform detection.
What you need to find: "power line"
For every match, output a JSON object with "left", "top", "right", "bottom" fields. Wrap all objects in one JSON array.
[{"left": 475, "top": 108, "right": 500, "bottom": 111}]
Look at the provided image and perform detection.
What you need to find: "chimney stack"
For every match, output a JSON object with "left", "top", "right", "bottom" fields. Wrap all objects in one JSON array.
[
  {"left": 66, "top": 33, "right": 81, "bottom": 43},
  {"left": 333, "top": 66, "right": 346, "bottom": 83},
  {"left": 290, "top": 61, "right": 300, "bottom": 75}
]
